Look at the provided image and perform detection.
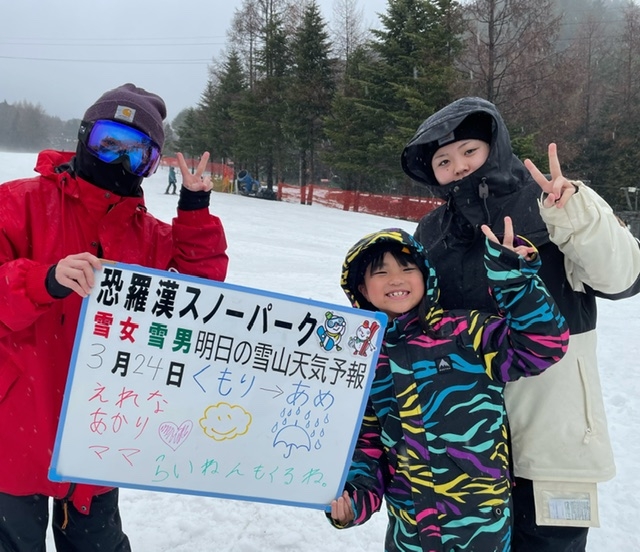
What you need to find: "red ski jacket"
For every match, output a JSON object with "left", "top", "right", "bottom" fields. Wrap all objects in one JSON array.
[{"left": 0, "top": 150, "right": 228, "bottom": 514}]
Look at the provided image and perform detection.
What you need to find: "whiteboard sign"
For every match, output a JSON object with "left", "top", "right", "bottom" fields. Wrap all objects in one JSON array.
[{"left": 50, "top": 263, "right": 386, "bottom": 510}]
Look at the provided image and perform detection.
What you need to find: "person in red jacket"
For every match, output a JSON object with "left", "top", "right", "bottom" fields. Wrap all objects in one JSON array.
[{"left": 0, "top": 83, "right": 228, "bottom": 552}]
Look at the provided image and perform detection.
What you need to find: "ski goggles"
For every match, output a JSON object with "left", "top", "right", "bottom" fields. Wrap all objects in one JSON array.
[{"left": 78, "top": 119, "right": 161, "bottom": 177}]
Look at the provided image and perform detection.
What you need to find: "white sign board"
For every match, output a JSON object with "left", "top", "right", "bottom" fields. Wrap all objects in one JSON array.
[{"left": 50, "top": 263, "right": 386, "bottom": 510}]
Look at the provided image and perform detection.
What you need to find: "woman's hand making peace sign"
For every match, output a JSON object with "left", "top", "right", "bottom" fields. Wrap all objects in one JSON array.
[{"left": 524, "top": 143, "right": 578, "bottom": 209}]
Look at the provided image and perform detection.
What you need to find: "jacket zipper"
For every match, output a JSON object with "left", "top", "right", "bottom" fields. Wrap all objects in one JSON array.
[{"left": 478, "top": 177, "right": 491, "bottom": 226}]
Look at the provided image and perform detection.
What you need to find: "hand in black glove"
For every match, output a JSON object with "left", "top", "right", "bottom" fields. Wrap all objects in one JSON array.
[{"left": 45, "top": 252, "right": 102, "bottom": 299}]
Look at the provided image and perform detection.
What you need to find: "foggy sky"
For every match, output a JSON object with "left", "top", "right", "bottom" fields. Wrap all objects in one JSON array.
[{"left": 0, "top": 0, "right": 387, "bottom": 124}]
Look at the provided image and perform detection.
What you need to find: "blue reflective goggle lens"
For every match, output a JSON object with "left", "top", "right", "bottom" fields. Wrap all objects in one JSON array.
[{"left": 82, "top": 119, "right": 161, "bottom": 177}]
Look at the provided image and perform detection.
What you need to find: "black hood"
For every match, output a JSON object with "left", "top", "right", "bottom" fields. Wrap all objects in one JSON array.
[
  {"left": 401, "top": 97, "right": 533, "bottom": 200},
  {"left": 402, "top": 97, "right": 547, "bottom": 241}
]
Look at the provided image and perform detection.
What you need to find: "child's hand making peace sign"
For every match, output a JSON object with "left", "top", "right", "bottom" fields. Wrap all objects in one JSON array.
[{"left": 481, "top": 216, "right": 537, "bottom": 261}]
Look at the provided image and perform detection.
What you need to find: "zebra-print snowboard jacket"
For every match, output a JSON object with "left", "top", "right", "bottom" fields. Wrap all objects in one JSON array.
[{"left": 335, "top": 228, "right": 569, "bottom": 552}]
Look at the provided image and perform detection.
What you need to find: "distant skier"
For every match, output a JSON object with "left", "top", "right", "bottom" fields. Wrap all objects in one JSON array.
[{"left": 165, "top": 165, "right": 178, "bottom": 194}]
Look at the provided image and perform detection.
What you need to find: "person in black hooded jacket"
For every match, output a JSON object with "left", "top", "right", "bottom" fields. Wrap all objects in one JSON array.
[{"left": 401, "top": 96, "right": 640, "bottom": 552}]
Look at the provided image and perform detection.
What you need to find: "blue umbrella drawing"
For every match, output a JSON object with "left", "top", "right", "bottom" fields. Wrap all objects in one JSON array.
[{"left": 273, "top": 424, "right": 311, "bottom": 458}]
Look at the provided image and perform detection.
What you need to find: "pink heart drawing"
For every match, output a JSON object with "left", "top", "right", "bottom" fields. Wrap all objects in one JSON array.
[{"left": 158, "top": 420, "right": 193, "bottom": 451}]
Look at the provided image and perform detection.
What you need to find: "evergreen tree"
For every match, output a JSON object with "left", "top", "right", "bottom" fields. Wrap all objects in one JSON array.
[
  {"left": 197, "top": 80, "right": 219, "bottom": 159},
  {"left": 0, "top": 101, "right": 57, "bottom": 152},
  {"left": 322, "top": 46, "right": 379, "bottom": 191},
  {"left": 198, "top": 50, "right": 247, "bottom": 165},
  {"left": 175, "top": 108, "right": 206, "bottom": 172},
  {"left": 287, "top": 1, "right": 335, "bottom": 186},
  {"left": 353, "top": 0, "right": 464, "bottom": 185},
  {"left": 233, "top": 0, "right": 291, "bottom": 189},
  {"left": 230, "top": 87, "right": 275, "bottom": 178},
  {"left": 162, "top": 123, "right": 177, "bottom": 157}
]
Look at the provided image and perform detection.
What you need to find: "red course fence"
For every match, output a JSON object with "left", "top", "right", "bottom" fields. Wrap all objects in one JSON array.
[
  {"left": 161, "top": 157, "right": 234, "bottom": 181},
  {"left": 276, "top": 183, "right": 443, "bottom": 223},
  {"left": 161, "top": 158, "right": 443, "bottom": 223}
]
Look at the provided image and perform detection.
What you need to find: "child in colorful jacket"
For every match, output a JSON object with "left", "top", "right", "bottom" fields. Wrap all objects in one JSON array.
[{"left": 329, "top": 223, "right": 569, "bottom": 552}]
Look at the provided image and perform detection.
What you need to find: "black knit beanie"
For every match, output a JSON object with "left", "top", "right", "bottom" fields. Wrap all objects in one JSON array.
[
  {"left": 73, "top": 83, "right": 166, "bottom": 195},
  {"left": 82, "top": 83, "right": 166, "bottom": 148},
  {"left": 436, "top": 112, "right": 492, "bottom": 149},
  {"left": 423, "top": 112, "right": 492, "bottom": 163}
]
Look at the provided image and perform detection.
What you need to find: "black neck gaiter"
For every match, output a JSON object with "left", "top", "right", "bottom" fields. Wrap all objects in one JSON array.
[{"left": 74, "top": 142, "right": 144, "bottom": 197}]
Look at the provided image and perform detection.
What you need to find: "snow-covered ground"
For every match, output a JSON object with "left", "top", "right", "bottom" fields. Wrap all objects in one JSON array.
[{"left": 2, "top": 152, "right": 639, "bottom": 550}]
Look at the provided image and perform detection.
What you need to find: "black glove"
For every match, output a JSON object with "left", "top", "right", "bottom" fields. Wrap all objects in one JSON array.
[
  {"left": 178, "top": 187, "right": 210, "bottom": 211},
  {"left": 45, "top": 264, "right": 73, "bottom": 299}
]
